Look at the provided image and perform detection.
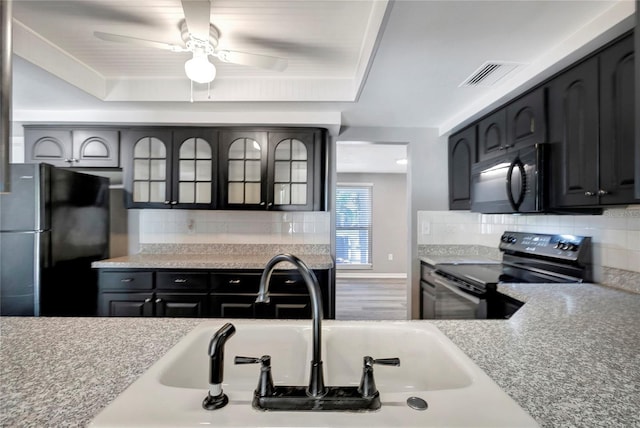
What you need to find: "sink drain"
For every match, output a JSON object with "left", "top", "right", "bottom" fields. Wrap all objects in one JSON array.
[{"left": 406, "top": 396, "right": 428, "bottom": 411}]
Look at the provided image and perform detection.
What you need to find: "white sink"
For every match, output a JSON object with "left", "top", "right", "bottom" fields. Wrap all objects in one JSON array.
[{"left": 90, "top": 320, "right": 539, "bottom": 427}]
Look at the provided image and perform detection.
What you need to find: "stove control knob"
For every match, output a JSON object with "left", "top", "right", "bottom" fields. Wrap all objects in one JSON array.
[
  {"left": 554, "top": 242, "right": 561, "bottom": 249},
  {"left": 508, "top": 236, "right": 517, "bottom": 243},
  {"left": 501, "top": 235, "right": 510, "bottom": 243}
]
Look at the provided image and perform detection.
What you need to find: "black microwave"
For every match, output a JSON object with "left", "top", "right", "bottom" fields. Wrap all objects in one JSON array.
[{"left": 471, "top": 144, "right": 548, "bottom": 214}]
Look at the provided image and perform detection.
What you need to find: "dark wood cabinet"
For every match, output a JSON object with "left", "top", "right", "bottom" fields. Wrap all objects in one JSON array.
[
  {"left": 219, "top": 128, "right": 325, "bottom": 211},
  {"left": 122, "top": 128, "right": 218, "bottom": 209},
  {"left": 599, "top": 34, "right": 637, "bottom": 205},
  {"left": 477, "top": 109, "right": 507, "bottom": 162},
  {"left": 635, "top": 4, "right": 640, "bottom": 199},
  {"left": 549, "top": 34, "right": 637, "bottom": 208},
  {"left": 506, "top": 87, "right": 547, "bottom": 150},
  {"left": 218, "top": 130, "right": 269, "bottom": 210},
  {"left": 97, "top": 268, "right": 333, "bottom": 319},
  {"left": 448, "top": 126, "right": 476, "bottom": 210},
  {"left": 24, "top": 126, "right": 120, "bottom": 168},
  {"left": 155, "top": 293, "right": 208, "bottom": 317},
  {"left": 548, "top": 56, "right": 600, "bottom": 207},
  {"left": 99, "top": 292, "right": 154, "bottom": 317}
]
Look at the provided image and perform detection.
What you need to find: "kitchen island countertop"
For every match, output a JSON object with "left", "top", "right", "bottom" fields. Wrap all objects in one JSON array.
[{"left": 2, "top": 282, "right": 639, "bottom": 427}]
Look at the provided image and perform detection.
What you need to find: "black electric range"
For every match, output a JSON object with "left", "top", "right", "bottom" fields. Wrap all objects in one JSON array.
[{"left": 421, "top": 231, "right": 593, "bottom": 319}]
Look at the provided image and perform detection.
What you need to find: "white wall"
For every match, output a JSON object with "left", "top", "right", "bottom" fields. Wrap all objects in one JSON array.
[
  {"left": 137, "top": 210, "right": 330, "bottom": 245},
  {"left": 338, "top": 172, "right": 408, "bottom": 274},
  {"left": 336, "top": 127, "right": 447, "bottom": 319}
]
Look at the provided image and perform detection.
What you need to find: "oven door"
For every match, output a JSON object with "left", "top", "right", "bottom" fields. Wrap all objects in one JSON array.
[{"left": 421, "top": 275, "right": 487, "bottom": 320}]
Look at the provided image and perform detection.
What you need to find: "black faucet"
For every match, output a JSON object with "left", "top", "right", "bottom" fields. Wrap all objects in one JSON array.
[
  {"left": 256, "top": 253, "right": 326, "bottom": 397},
  {"left": 202, "top": 323, "right": 236, "bottom": 410}
]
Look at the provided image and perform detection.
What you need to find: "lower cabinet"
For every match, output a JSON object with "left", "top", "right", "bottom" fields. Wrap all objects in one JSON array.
[{"left": 97, "top": 269, "right": 332, "bottom": 319}]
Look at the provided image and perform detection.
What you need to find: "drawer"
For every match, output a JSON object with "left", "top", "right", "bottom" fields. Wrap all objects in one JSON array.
[
  {"left": 269, "top": 272, "right": 309, "bottom": 294},
  {"left": 99, "top": 271, "right": 153, "bottom": 291},
  {"left": 156, "top": 272, "right": 209, "bottom": 291},
  {"left": 211, "top": 273, "right": 260, "bottom": 293}
]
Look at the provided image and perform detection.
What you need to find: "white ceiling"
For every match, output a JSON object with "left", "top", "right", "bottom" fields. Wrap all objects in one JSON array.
[{"left": 10, "top": 0, "right": 636, "bottom": 134}]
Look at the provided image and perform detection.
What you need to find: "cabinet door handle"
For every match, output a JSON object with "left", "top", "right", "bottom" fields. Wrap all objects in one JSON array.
[
  {"left": 498, "top": 146, "right": 506, "bottom": 151},
  {"left": 267, "top": 202, "right": 273, "bottom": 207},
  {"left": 174, "top": 278, "right": 187, "bottom": 283},
  {"left": 144, "top": 298, "right": 152, "bottom": 303},
  {"left": 284, "top": 279, "right": 296, "bottom": 285},
  {"left": 584, "top": 191, "right": 596, "bottom": 197},
  {"left": 598, "top": 189, "right": 609, "bottom": 196},
  {"left": 171, "top": 201, "right": 178, "bottom": 205},
  {"left": 530, "top": 118, "right": 535, "bottom": 133},
  {"left": 155, "top": 298, "right": 162, "bottom": 303},
  {"left": 120, "top": 278, "right": 134, "bottom": 283},
  {"left": 259, "top": 202, "right": 266, "bottom": 206},
  {"left": 164, "top": 201, "right": 171, "bottom": 204},
  {"left": 228, "top": 279, "right": 241, "bottom": 284}
]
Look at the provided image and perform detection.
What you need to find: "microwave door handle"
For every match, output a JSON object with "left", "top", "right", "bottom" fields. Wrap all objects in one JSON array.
[
  {"left": 433, "top": 278, "right": 481, "bottom": 305},
  {"left": 506, "top": 159, "right": 525, "bottom": 211}
]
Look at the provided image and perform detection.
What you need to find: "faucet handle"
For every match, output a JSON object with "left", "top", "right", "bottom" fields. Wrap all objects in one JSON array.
[
  {"left": 234, "top": 355, "right": 274, "bottom": 397},
  {"left": 369, "top": 357, "right": 400, "bottom": 367},
  {"left": 358, "top": 356, "right": 401, "bottom": 398},
  {"left": 235, "top": 355, "right": 271, "bottom": 366}
]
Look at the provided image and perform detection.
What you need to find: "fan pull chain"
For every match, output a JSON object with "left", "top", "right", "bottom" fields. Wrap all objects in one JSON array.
[{"left": 190, "top": 80, "right": 194, "bottom": 103}]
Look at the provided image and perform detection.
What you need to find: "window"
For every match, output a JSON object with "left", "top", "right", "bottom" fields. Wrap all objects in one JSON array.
[{"left": 336, "top": 184, "right": 372, "bottom": 268}]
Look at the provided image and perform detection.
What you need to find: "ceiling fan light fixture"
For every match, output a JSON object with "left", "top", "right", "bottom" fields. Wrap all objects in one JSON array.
[{"left": 184, "top": 50, "right": 216, "bottom": 84}]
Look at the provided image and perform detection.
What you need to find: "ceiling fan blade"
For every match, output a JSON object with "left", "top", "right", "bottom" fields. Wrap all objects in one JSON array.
[
  {"left": 94, "top": 31, "right": 186, "bottom": 52},
  {"left": 181, "top": 0, "right": 211, "bottom": 42},
  {"left": 215, "top": 50, "right": 288, "bottom": 71}
]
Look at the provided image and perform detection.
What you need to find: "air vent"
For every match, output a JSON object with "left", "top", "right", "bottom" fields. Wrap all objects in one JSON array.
[{"left": 460, "top": 61, "right": 523, "bottom": 87}]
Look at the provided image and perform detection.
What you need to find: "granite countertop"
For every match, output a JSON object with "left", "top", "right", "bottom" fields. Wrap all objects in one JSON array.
[
  {"left": 2, "top": 283, "right": 640, "bottom": 427},
  {"left": 92, "top": 253, "right": 334, "bottom": 270}
]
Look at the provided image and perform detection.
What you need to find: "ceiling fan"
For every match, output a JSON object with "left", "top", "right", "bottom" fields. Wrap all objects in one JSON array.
[{"left": 94, "top": 0, "right": 288, "bottom": 84}]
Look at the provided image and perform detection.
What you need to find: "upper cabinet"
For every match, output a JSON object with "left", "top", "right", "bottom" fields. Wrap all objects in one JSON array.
[
  {"left": 122, "top": 128, "right": 218, "bottom": 209},
  {"left": 635, "top": 0, "right": 640, "bottom": 200},
  {"left": 477, "top": 110, "right": 506, "bottom": 162},
  {"left": 598, "top": 34, "right": 636, "bottom": 205},
  {"left": 506, "top": 87, "right": 547, "bottom": 150},
  {"left": 120, "top": 126, "right": 326, "bottom": 211},
  {"left": 219, "top": 128, "right": 324, "bottom": 211},
  {"left": 24, "top": 126, "right": 120, "bottom": 168},
  {"left": 448, "top": 125, "right": 476, "bottom": 210},
  {"left": 477, "top": 87, "right": 547, "bottom": 162},
  {"left": 549, "top": 34, "right": 637, "bottom": 207}
]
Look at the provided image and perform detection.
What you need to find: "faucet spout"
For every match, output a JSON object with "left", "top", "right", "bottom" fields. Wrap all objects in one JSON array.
[{"left": 258, "top": 253, "right": 326, "bottom": 397}]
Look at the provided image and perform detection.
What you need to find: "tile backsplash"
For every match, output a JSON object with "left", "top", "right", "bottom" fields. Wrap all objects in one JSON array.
[
  {"left": 417, "top": 208, "right": 640, "bottom": 279},
  {"left": 138, "top": 210, "right": 330, "bottom": 245}
]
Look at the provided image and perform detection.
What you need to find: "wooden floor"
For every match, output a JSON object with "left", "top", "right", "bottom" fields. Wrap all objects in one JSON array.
[{"left": 335, "top": 277, "right": 408, "bottom": 320}]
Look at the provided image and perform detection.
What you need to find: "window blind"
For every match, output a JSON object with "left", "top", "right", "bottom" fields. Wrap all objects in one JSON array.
[{"left": 335, "top": 184, "right": 372, "bottom": 267}]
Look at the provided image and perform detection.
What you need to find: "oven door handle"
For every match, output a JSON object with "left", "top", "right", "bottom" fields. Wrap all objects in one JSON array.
[{"left": 433, "top": 277, "right": 481, "bottom": 305}]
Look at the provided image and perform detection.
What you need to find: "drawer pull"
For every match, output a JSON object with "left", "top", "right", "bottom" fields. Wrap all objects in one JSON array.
[
  {"left": 174, "top": 279, "right": 188, "bottom": 284},
  {"left": 284, "top": 280, "right": 297, "bottom": 285},
  {"left": 120, "top": 278, "right": 134, "bottom": 283},
  {"left": 228, "top": 279, "right": 241, "bottom": 284}
]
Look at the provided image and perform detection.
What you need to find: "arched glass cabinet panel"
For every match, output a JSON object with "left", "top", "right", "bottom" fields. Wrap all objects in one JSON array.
[
  {"left": 273, "top": 138, "right": 308, "bottom": 206},
  {"left": 132, "top": 136, "right": 168, "bottom": 203},
  {"left": 176, "top": 137, "right": 214, "bottom": 204}
]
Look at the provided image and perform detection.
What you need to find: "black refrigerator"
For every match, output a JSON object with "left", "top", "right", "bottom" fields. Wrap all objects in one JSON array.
[{"left": 0, "top": 164, "right": 109, "bottom": 316}]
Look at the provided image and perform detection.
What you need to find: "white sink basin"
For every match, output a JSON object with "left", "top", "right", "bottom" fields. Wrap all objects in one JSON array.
[{"left": 90, "top": 320, "right": 538, "bottom": 427}]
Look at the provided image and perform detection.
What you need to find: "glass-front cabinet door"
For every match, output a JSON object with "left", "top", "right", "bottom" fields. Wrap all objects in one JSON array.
[
  {"left": 123, "top": 129, "right": 173, "bottom": 208},
  {"left": 172, "top": 129, "right": 217, "bottom": 209},
  {"left": 268, "top": 131, "right": 319, "bottom": 211},
  {"left": 219, "top": 131, "right": 268, "bottom": 209}
]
